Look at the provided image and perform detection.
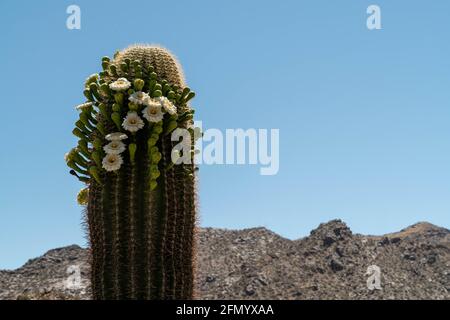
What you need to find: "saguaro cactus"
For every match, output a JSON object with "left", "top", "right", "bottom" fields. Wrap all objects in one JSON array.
[{"left": 65, "top": 45, "right": 198, "bottom": 299}]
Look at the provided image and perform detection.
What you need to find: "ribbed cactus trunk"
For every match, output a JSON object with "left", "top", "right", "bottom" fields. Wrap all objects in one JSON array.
[{"left": 67, "top": 45, "right": 198, "bottom": 300}]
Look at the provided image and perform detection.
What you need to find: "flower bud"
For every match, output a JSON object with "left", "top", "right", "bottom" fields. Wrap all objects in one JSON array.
[
  {"left": 77, "top": 188, "right": 89, "bottom": 205},
  {"left": 134, "top": 79, "right": 145, "bottom": 91},
  {"left": 89, "top": 166, "right": 102, "bottom": 184},
  {"left": 111, "top": 112, "right": 122, "bottom": 130},
  {"left": 129, "top": 143, "right": 137, "bottom": 163}
]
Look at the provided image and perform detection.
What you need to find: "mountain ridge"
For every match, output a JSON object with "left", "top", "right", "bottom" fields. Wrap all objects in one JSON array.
[{"left": 1, "top": 220, "right": 449, "bottom": 300}]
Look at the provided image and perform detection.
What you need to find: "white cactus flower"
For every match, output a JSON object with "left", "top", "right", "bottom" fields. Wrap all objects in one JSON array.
[
  {"left": 103, "top": 140, "right": 126, "bottom": 155},
  {"left": 142, "top": 103, "right": 164, "bottom": 123},
  {"left": 102, "top": 153, "right": 123, "bottom": 172},
  {"left": 122, "top": 111, "right": 145, "bottom": 132},
  {"left": 128, "top": 91, "right": 149, "bottom": 105},
  {"left": 105, "top": 132, "right": 128, "bottom": 141},
  {"left": 159, "top": 96, "right": 177, "bottom": 115},
  {"left": 109, "top": 78, "right": 131, "bottom": 91}
]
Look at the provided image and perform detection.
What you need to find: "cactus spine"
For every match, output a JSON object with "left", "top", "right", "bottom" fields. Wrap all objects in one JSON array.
[{"left": 66, "top": 45, "right": 198, "bottom": 299}]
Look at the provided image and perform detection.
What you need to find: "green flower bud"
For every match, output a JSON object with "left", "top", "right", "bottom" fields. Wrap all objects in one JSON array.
[
  {"left": 150, "top": 180, "right": 158, "bottom": 191},
  {"left": 75, "top": 120, "right": 90, "bottom": 134},
  {"left": 109, "top": 65, "right": 118, "bottom": 77},
  {"left": 100, "top": 83, "right": 111, "bottom": 96},
  {"left": 111, "top": 112, "right": 122, "bottom": 130},
  {"left": 167, "top": 91, "right": 176, "bottom": 100},
  {"left": 150, "top": 146, "right": 159, "bottom": 154},
  {"left": 91, "top": 151, "right": 102, "bottom": 168},
  {"left": 132, "top": 60, "right": 140, "bottom": 69},
  {"left": 164, "top": 120, "right": 178, "bottom": 135},
  {"left": 89, "top": 83, "right": 102, "bottom": 101},
  {"left": 182, "top": 87, "right": 191, "bottom": 97},
  {"left": 147, "top": 137, "right": 157, "bottom": 148},
  {"left": 153, "top": 123, "right": 163, "bottom": 134},
  {"left": 67, "top": 160, "right": 89, "bottom": 175},
  {"left": 153, "top": 83, "right": 162, "bottom": 92},
  {"left": 77, "top": 188, "right": 89, "bottom": 205},
  {"left": 102, "top": 60, "right": 109, "bottom": 71},
  {"left": 134, "top": 79, "right": 145, "bottom": 91},
  {"left": 98, "top": 103, "right": 109, "bottom": 116},
  {"left": 85, "top": 74, "right": 99, "bottom": 87},
  {"left": 93, "top": 138, "right": 102, "bottom": 150},
  {"left": 112, "top": 103, "right": 121, "bottom": 112},
  {"left": 148, "top": 79, "right": 156, "bottom": 91},
  {"left": 151, "top": 151, "right": 162, "bottom": 164},
  {"left": 185, "top": 91, "right": 196, "bottom": 102},
  {"left": 120, "top": 63, "right": 128, "bottom": 72},
  {"left": 72, "top": 149, "right": 88, "bottom": 167},
  {"left": 84, "top": 89, "right": 94, "bottom": 101},
  {"left": 97, "top": 122, "right": 106, "bottom": 136},
  {"left": 133, "top": 62, "right": 143, "bottom": 78},
  {"left": 150, "top": 72, "right": 157, "bottom": 80},
  {"left": 102, "top": 56, "right": 110, "bottom": 62},
  {"left": 78, "top": 140, "right": 90, "bottom": 158},
  {"left": 114, "top": 93, "right": 124, "bottom": 105},
  {"left": 80, "top": 113, "right": 95, "bottom": 130},
  {"left": 150, "top": 133, "right": 160, "bottom": 140},
  {"left": 163, "top": 84, "right": 171, "bottom": 95},
  {"left": 73, "top": 128, "right": 86, "bottom": 139},
  {"left": 129, "top": 143, "right": 137, "bottom": 163},
  {"left": 89, "top": 166, "right": 102, "bottom": 184},
  {"left": 128, "top": 102, "right": 139, "bottom": 112},
  {"left": 151, "top": 169, "right": 160, "bottom": 179}
]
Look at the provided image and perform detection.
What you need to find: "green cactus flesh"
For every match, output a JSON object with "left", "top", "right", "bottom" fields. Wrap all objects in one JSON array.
[{"left": 67, "top": 45, "right": 197, "bottom": 299}]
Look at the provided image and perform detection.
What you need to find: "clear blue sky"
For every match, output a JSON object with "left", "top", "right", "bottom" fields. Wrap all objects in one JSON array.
[{"left": 1, "top": 0, "right": 449, "bottom": 269}]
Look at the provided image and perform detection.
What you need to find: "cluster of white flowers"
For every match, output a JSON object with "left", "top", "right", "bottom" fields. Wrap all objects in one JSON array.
[
  {"left": 122, "top": 94, "right": 178, "bottom": 133},
  {"left": 100, "top": 79, "right": 180, "bottom": 172},
  {"left": 102, "top": 132, "right": 127, "bottom": 172}
]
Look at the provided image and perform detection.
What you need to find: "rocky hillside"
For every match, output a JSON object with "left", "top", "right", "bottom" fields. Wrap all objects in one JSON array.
[{"left": 1, "top": 220, "right": 449, "bottom": 300}]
